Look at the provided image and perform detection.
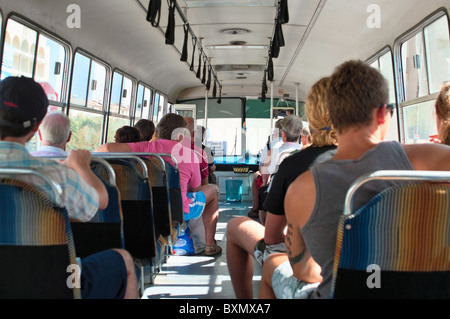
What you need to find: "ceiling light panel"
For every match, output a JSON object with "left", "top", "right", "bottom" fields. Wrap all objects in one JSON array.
[{"left": 185, "top": 0, "right": 276, "bottom": 8}]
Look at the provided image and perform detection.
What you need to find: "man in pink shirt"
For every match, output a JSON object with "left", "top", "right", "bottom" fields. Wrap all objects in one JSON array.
[{"left": 95, "top": 113, "right": 222, "bottom": 256}]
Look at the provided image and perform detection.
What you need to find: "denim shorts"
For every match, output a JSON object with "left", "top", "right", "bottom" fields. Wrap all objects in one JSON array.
[
  {"left": 185, "top": 191, "right": 206, "bottom": 221},
  {"left": 272, "top": 261, "right": 320, "bottom": 299}
]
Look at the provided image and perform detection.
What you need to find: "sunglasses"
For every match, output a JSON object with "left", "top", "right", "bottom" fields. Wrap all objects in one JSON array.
[{"left": 377, "top": 103, "right": 395, "bottom": 117}]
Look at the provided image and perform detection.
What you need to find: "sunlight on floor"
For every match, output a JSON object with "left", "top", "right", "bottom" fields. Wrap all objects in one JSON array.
[{"left": 142, "top": 201, "right": 262, "bottom": 299}]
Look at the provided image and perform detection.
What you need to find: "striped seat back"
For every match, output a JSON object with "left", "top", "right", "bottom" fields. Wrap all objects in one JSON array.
[
  {"left": 70, "top": 162, "right": 125, "bottom": 258},
  {"left": 0, "top": 178, "right": 80, "bottom": 299},
  {"left": 165, "top": 161, "right": 183, "bottom": 224},
  {"left": 142, "top": 156, "right": 172, "bottom": 238},
  {"left": 105, "top": 158, "right": 157, "bottom": 260},
  {"left": 331, "top": 182, "right": 450, "bottom": 299}
]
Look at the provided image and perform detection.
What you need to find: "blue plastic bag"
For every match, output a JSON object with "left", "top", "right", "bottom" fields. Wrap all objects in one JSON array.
[{"left": 173, "top": 224, "right": 195, "bottom": 256}]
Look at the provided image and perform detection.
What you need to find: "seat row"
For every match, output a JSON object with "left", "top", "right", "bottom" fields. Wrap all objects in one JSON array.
[{"left": 0, "top": 152, "right": 183, "bottom": 298}]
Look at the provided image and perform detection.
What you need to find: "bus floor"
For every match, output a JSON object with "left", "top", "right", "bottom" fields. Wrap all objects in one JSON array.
[{"left": 141, "top": 200, "right": 262, "bottom": 299}]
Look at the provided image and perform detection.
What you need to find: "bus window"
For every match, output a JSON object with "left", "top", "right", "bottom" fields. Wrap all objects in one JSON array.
[
  {"left": 106, "top": 71, "right": 134, "bottom": 143},
  {"left": 205, "top": 98, "right": 243, "bottom": 157},
  {"left": 36, "top": 35, "right": 66, "bottom": 103},
  {"left": 368, "top": 49, "right": 399, "bottom": 142},
  {"left": 158, "top": 94, "right": 166, "bottom": 120},
  {"left": 398, "top": 12, "right": 450, "bottom": 144},
  {"left": 135, "top": 85, "right": 154, "bottom": 121},
  {"left": 120, "top": 76, "right": 133, "bottom": 117},
  {"left": 110, "top": 72, "right": 123, "bottom": 114},
  {"left": 87, "top": 61, "right": 107, "bottom": 110},
  {"left": 403, "top": 100, "right": 437, "bottom": 144},
  {"left": 70, "top": 53, "right": 90, "bottom": 107},
  {"left": 1, "top": 19, "right": 36, "bottom": 79},
  {"left": 401, "top": 33, "right": 429, "bottom": 100},
  {"left": 153, "top": 92, "right": 160, "bottom": 122},
  {"left": 67, "top": 109, "right": 104, "bottom": 151},
  {"left": 71, "top": 53, "right": 108, "bottom": 111},
  {"left": 142, "top": 86, "right": 153, "bottom": 120},
  {"left": 69, "top": 52, "right": 108, "bottom": 150},
  {"left": 1, "top": 18, "right": 67, "bottom": 103},
  {"left": 424, "top": 15, "right": 450, "bottom": 94},
  {"left": 135, "top": 84, "right": 144, "bottom": 120}
]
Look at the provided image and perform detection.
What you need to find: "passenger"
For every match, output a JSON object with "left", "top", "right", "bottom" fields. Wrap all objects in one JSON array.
[
  {"left": 134, "top": 118, "right": 155, "bottom": 142},
  {"left": 259, "top": 60, "right": 450, "bottom": 299},
  {"left": 258, "top": 115, "right": 303, "bottom": 224},
  {"left": 31, "top": 111, "right": 71, "bottom": 157},
  {"left": 196, "top": 125, "right": 217, "bottom": 185},
  {"left": 114, "top": 125, "right": 140, "bottom": 143},
  {"left": 432, "top": 82, "right": 450, "bottom": 145},
  {"left": 300, "top": 126, "right": 312, "bottom": 149},
  {"left": 184, "top": 117, "right": 209, "bottom": 185},
  {"left": 248, "top": 119, "right": 284, "bottom": 219},
  {"left": 226, "top": 77, "right": 337, "bottom": 299},
  {"left": 0, "top": 76, "right": 138, "bottom": 299},
  {"left": 95, "top": 113, "right": 222, "bottom": 256}
]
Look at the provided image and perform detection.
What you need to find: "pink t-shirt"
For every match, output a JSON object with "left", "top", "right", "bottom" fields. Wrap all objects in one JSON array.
[{"left": 128, "top": 139, "right": 201, "bottom": 214}]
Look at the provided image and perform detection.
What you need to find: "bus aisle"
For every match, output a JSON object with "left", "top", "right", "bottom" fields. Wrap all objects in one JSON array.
[{"left": 142, "top": 200, "right": 260, "bottom": 299}]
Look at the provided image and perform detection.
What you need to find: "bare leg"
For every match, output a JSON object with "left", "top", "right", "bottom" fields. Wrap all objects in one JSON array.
[
  {"left": 258, "top": 253, "right": 288, "bottom": 299},
  {"left": 226, "top": 217, "right": 265, "bottom": 299},
  {"left": 113, "top": 249, "right": 139, "bottom": 299},
  {"left": 251, "top": 172, "right": 261, "bottom": 211},
  {"left": 259, "top": 210, "right": 267, "bottom": 225},
  {"left": 198, "top": 184, "right": 220, "bottom": 246}
]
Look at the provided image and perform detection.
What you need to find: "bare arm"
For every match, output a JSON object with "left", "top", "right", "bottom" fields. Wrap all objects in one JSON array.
[
  {"left": 284, "top": 171, "right": 322, "bottom": 283},
  {"left": 263, "top": 212, "right": 287, "bottom": 245},
  {"left": 63, "top": 150, "right": 109, "bottom": 210},
  {"left": 94, "top": 142, "right": 132, "bottom": 153},
  {"left": 403, "top": 143, "right": 450, "bottom": 171}
]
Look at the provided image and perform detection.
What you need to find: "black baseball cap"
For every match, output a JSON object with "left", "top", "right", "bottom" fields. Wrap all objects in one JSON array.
[{"left": 0, "top": 76, "right": 48, "bottom": 128}]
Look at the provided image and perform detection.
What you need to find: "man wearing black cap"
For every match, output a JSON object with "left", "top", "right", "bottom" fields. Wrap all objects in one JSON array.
[{"left": 0, "top": 76, "right": 138, "bottom": 299}]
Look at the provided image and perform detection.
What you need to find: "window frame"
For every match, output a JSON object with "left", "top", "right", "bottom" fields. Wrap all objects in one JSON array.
[
  {"left": 393, "top": 9, "right": 449, "bottom": 144},
  {"left": 134, "top": 81, "right": 155, "bottom": 123},
  {"left": 105, "top": 68, "right": 136, "bottom": 142},
  {"left": 67, "top": 49, "right": 112, "bottom": 149},
  {"left": 366, "top": 46, "right": 400, "bottom": 142}
]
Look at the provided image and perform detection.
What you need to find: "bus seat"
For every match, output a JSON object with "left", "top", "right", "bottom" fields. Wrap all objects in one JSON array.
[
  {"left": 0, "top": 168, "right": 80, "bottom": 299},
  {"left": 96, "top": 154, "right": 159, "bottom": 292},
  {"left": 159, "top": 153, "right": 184, "bottom": 225},
  {"left": 331, "top": 170, "right": 450, "bottom": 299},
  {"left": 103, "top": 157, "right": 157, "bottom": 260},
  {"left": 139, "top": 154, "right": 172, "bottom": 239},
  {"left": 70, "top": 158, "right": 125, "bottom": 259}
]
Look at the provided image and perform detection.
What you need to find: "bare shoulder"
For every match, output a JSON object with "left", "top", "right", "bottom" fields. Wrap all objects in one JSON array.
[
  {"left": 402, "top": 143, "right": 450, "bottom": 171},
  {"left": 287, "top": 170, "right": 314, "bottom": 195}
]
